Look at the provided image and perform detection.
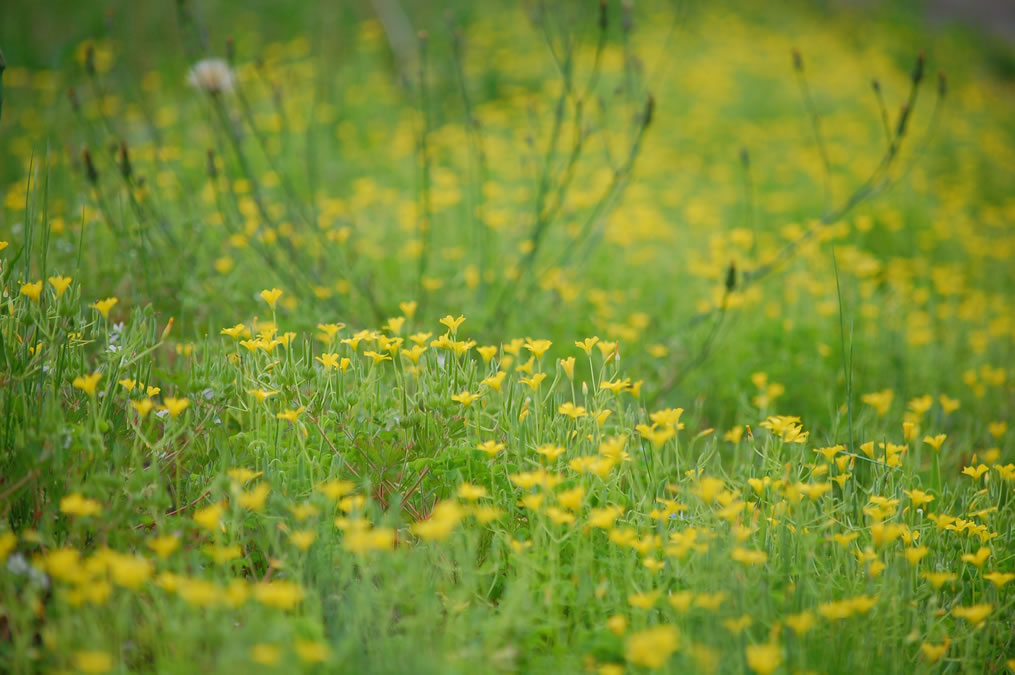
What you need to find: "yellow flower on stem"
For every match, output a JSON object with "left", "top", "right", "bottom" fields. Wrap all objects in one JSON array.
[
  {"left": 625, "top": 625, "right": 679, "bottom": 669},
  {"left": 221, "top": 323, "right": 251, "bottom": 339},
  {"left": 399, "top": 300, "right": 418, "bottom": 318},
  {"left": 246, "top": 388, "right": 277, "bottom": 403},
  {"left": 983, "top": 571, "right": 1014, "bottom": 588},
  {"left": 451, "top": 391, "right": 480, "bottom": 407},
  {"left": 316, "top": 353, "right": 341, "bottom": 369},
  {"left": 73, "top": 651, "right": 114, "bottom": 673},
  {"left": 130, "top": 398, "right": 155, "bottom": 418},
  {"left": 923, "top": 434, "right": 946, "bottom": 451},
  {"left": 90, "top": 297, "right": 118, "bottom": 318},
  {"left": 363, "top": 350, "right": 391, "bottom": 365},
  {"left": 73, "top": 371, "right": 102, "bottom": 396},
  {"left": 147, "top": 534, "right": 180, "bottom": 558},
  {"left": 19, "top": 281, "right": 43, "bottom": 303},
  {"left": 48, "top": 275, "right": 72, "bottom": 297},
  {"left": 259, "top": 288, "right": 283, "bottom": 308},
  {"left": 745, "top": 643, "right": 783, "bottom": 675},
  {"left": 952, "top": 603, "right": 992, "bottom": 626},
  {"left": 559, "top": 356, "right": 576, "bottom": 380},
  {"left": 524, "top": 338, "right": 552, "bottom": 359},
  {"left": 439, "top": 314, "right": 466, "bottom": 335},
  {"left": 476, "top": 440, "right": 505, "bottom": 457},
  {"left": 520, "top": 372, "right": 546, "bottom": 390},
  {"left": 575, "top": 336, "right": 599, "bottom": 356},
  {"left": 162, "top": 397, "right": 190, "bottom": 418},
  {"left": 277, "top": 407, "right": 306, "bottom": 424},
  {"left": 60, "top": 493, "right": 102, "bottom": 517},
  {"left": 559, "top": 402, "right": 587, "bottom": 419}
]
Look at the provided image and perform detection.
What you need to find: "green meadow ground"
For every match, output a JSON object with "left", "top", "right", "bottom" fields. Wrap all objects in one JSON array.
[{"left": 1, "top": 1, "right": 1013, "bottom": 673}]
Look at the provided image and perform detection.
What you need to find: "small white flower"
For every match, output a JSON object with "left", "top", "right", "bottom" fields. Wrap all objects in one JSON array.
[{"left": 186, "top": 58, "right": 235, "bottom": 94}]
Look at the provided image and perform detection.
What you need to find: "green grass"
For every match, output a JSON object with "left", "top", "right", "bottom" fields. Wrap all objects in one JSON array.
[{"left": 0, "top": 1, "right": 1013, "bottom": 673}]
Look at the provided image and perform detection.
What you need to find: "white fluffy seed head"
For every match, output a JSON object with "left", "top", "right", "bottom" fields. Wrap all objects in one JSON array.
[{"left": 186, "top": 59, "right": 235, "bottom": 94}]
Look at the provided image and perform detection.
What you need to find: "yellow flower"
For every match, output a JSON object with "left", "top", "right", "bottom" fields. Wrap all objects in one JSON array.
[
  {"left": 606, "top": 615, "right": 628, "bottom": 636},
  {"left": 983, "top": 571, "right": 1014, "bottom": 588},
  {"left": 904, "top": 489, "right": 934, "bottom": 508},
  {"left": 316, "top": 480, "right": 355, "bottom": 500},
  {"left": 237, "top": 483, "right": 271, "bottom": 511},
  {"left": 73, "top": 650, "right": 114, "bottom": 673},
  {"left": 259, "top": 288, "right": 283, "bottom": 308},
  {"left": 410, "top": 501, "right": 464, "bottom": 541},
  {"left": 147, "top": 534, "right": 180, "bottom": 558},
  {"left": 520, "top": 372, "right": 546, "bottom": 390},
  {"left": 481, "top": 371, "right": 507, "bottom": 391},
  {"left": 919, "top": 641, "right": 949, "bottom": 664},
  {"left": 109, "top": 553, "right": 153, "bottom": 589},
  {"left": 90, "top": 297, "right": 119, "bottom": 318},
  {"left": 558, "top": 402, "right": 587, "bottom": 419},
  {"left": 628, "top": 591, "right": 660, "bottom": 609},
  {"left": 163, "top": 397, "right": 190, "bottom": 418},
  {"left": 556, "top": 486, "right": 585, "bottom": 510},
  {"left": 19, "top": 281, "right": 43, "bottom": 303},
  {"left": 363, "top": 350, "right": 391, "bottom": 365},
  {"left": 60, "top": 493, "right": 103, "bottom": 517},
  {"left": 316, "top": 353, "right": 341, "bottom": 369},
  {"left": 625, "top": 625, "right": 679, "bottom": 669},
  {"left": 451, "top": 391, "right": 480, "bottom": 407},
  {"left": 295, "top": 640, "right": 330, "bottom": 664},
  {"left": 48, "top": 275, "right": 72, "bottom": 297},
  {"left": 524, "top": 338, "right": 552, "bottom": 359},
  {"left": 537, "top": 444, "right": 566, "bottom": 461},
  {"left": 73, "top": 371, "right": 102, "bottom": 397},
  {"left": 221, "top": 323, "right": 251, "bottom": 339},
  {"left": 861, "top": 389, "right": 894, "bottom": 417},
  {"left": 731, "top": 547, "right": 768, "bottom": 566},
  {"left": 403, "top": 344, "right": 427, "bottom": 364},
  {"left": 784, "top": 611, "right": 815, "bottom": 635},
  {"left": 575, "top": 336, "right": 599, "bottom": 356},
  {"left": 960, "top": 546, "right": 991, "bottom": 568},
  {"left": 636, "top": 423, "right": 675, "bottom": 449},
  {"left": 473, "top": 440, "right": 505, "bottom": 458},
  {"left": 246, "top": 388, "right": 277, "bottom": 403},
  {"left": 588, "top": 506, "right": 624, "bottom": 529},
  {"left": 921, "top": 571, "right": 957, "bottom": 589},
  {"left": 961, "top": 464, "right": 989, "bottom": 480},
  {"left": 745, "top": 643, "right": 783, "bottom": 675},
  {"left": 559, "top": 356, "right": 576, "bottom": 380},
  {"left": 723, "top": 615, "right": 752, "bottom": 634},
  {"left": 289, "top": 503, "right": 320, "bottom": 520},
  {"left": 118, "top": 378, "right": 136, "bottom": 391},
  {"left": 439, "top": 314, "right": 466, "bottom": 335},
  {"left": 399, "top": 300, "right": 418, "bottom": 318},
  {"left": 251, "top": 644, "right": 281, "bottom": 666},
  {"left": 923, "top": 434, "right": 946, "bottom": 451},
  {"left": 254, "top": 580, "right": 305, "bottom": 610},
  {"left": 952, "top": 603, "right": 992, "bottom": 625},
  {"left": 0, "top": 532, "right": 16, "bottom": 562},
  {"left": 290, "top": 530, "right": 317, "bottom": 551},
  {"left": 477, "top": 345, "right": 499, "bottom": 363},
  {"left": 457, "top": 483, "right": 488, "bottom": 500},
  {"left": 277, "top": 406, "right": 306, "bottom": 424},
  {"left": 130, "top": 398, "right": 155, "bottom": 418},
  {"left": 178, "top": 578, "right": 220, "bottom": 607},
  {"left": 194, "top": 502, "right": 225, "bottom": 531},
  {"left": 904, "top": 546, "right": 929, "bottom": 566},
  {"left": 939, "top": 394, "right": 960, "bottom": 413}
]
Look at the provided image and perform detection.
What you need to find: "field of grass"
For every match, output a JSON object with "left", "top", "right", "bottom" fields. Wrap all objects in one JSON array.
[{"left": 1, "top": 1, "right": 1013, "bottom": 672}]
